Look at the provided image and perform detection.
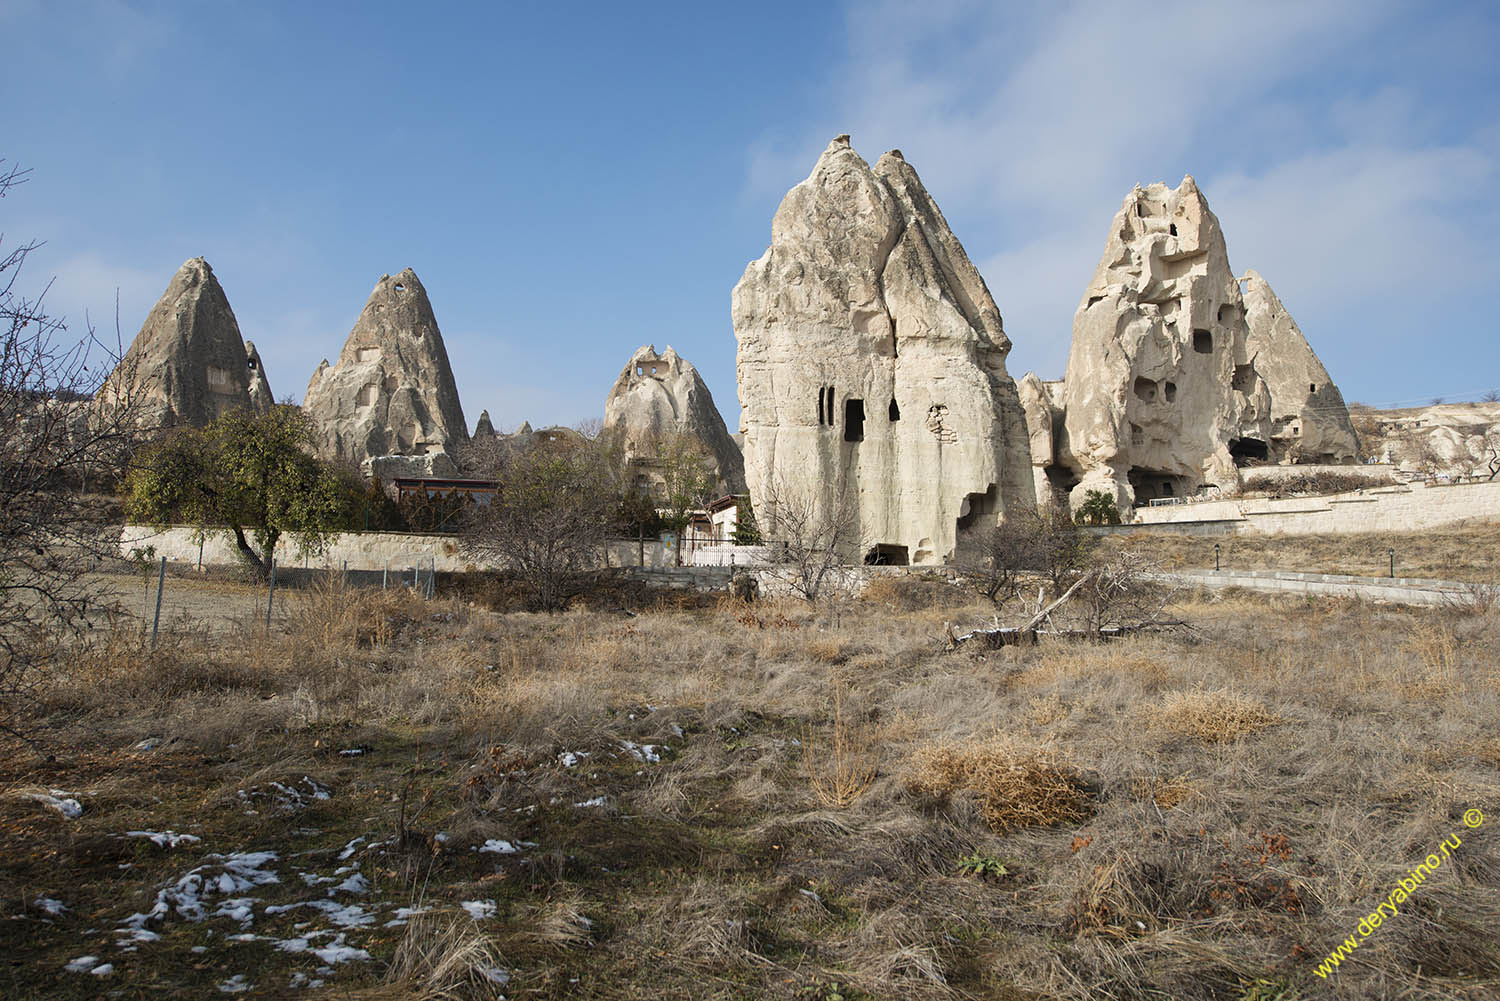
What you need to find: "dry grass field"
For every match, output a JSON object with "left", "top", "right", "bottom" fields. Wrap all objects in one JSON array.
[
  {"left": 1098, "top": 524, "right": 1500, "bottom": 582},
  {"left": 2, "top": 569, "right": 1498, "bottom": 1000}
]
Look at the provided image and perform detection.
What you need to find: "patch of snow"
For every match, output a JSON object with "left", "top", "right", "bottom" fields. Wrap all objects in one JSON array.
[
  {"left": 126, "top": 830, "right": 202, "bottom": 848},
  {"left": 263, "top": 899, "right": 374, "bottom": 928},
  {"left": 215, "top": 898, "right": 258, "bottom": 926},
  {"left": 312, "top": 933, "right": 372, "bottom": 964},
  {"left": 336, "top": 836, "right": 365, "bottom": 861},
  {"left": 299, "top": 872, "right": 336, "bottom": 886},
  {"left": 621, "top": 740, "right": 663, "bottom": 763},
  {"left": 118, "top": 851, "right": 280, "bottom": 940},
  {"left": 557, "top": 751, "right": 589, "bottom": 768},
  {"left": 574, "top": 796, "right": 607, "bottom": 808},
  {"left": 32, "top": 791, "right": 83, "bottom": 819},
  {"left": 383, "top": 905, "right": 430, "bottom": 928},
  {"left": 226, "top": 932, "right": 258, "bottom": 942},
  {"left": 460, "top": 899, "right": 496, "bottom": 920},
  {"left": 337, "top": 747, "right": 366, "bottom": 756},
  {"left": 477, "top": 839, "right": 518, "bottom": 854},
  {"left": 34, "top": 897, "right": 67, "bottom": 916},
  {"left": 64, "top": 955, "right": 99, "bottom": 973},
  {"left": 482, "top": 966, "right": 511, "bottom": 984},
  {"left": 90, "top": 963, "right": 114, "bottom": 976},
  {"left": 218, "top": 974, "right": 253, "bottom": 993},
  {"left": 275, "top": 937, "right": 309, "bottom": 953},
  {"left": 332, "top": 872, "right": 370, "bottom": 895}
]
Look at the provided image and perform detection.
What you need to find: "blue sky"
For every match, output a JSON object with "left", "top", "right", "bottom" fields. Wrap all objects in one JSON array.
[{"left": 5, "top": 0, "right": 1497, "bottom": 432}]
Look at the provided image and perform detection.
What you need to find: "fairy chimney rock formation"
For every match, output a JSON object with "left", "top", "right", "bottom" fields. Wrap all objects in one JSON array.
[
  {"left": 106, "top": 257, "right": 269, "bottom": 428},
  {"left": 733, "top": 136, "right": 1035, "bottom": 566},
  {"left": 243, "top": 341, "right": 274, "bottom": 412},
  {"left": 473, "top": 409, "right": 497, "bottom": 440},
  {"left": 1241, "top": 270, "right": 1359, "bottom": 464},
  {"left": 603, "top": 344, "right": 746, "bottom": 493},
  {"left": 302, "top": 268, "right": 468, "bottom": 469},
  {"left": 1051, "top": 178, "right": 1271, "bottom": 509}
]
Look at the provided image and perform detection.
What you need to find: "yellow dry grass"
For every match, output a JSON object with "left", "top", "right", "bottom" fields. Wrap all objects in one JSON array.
[
  {"left": 1154, "top": 689, "right": 1282, "bottom": 742},
  {"left": 906, "top": 736, "right": 1093, "bottom": 834}
]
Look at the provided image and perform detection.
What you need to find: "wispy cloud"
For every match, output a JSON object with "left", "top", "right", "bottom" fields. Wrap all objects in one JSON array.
[{"left": 742, "top": 0, "right": 1495, "bottom": 395}]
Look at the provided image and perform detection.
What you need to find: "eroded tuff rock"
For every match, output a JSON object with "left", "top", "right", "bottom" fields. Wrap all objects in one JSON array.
[
  {"left": 244, "top": 341, "right": 274, "bottom": 412},
  {"left": 733, "top": 136, "right": 1034, "bottom": 565},
  {"left": 473, "top": 409, "right": 497, "bottom": 441},
  {"left": 603, "top": 344, "right": 745, "bottom": 494},
  {"left": 105, "top": 258, "right": 269, "bottom": 428},
  {"left": 302, "top": 269, "right": 467, "bottom": 469},
  {"left": 1049, "top": 178, "right": 1271, "bottom": 508},
  {"left": 1016, "top": 373, "right": 1064, "bottom": 508},
  {"left": 1241, "top": 270, "right": 1359, "bottom": 464}
]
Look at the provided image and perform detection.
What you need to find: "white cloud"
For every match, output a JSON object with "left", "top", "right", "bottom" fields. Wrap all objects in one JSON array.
[{"left": 742, "top": 0, "right": 1495, "bottom": 394}]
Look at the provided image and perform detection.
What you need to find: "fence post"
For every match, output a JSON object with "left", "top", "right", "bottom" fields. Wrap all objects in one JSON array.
[
  {"left": 266, "top": 558, "right": 277, "bottom": 632},
  {"left": 197, "top": 537, "right": 203, "bottom": 573},
  {"left": 382, "top": 563, "right": 388, "bottom": 590},
  {"left": 150, "top": 556, "right": 166, "bottom": 649}
]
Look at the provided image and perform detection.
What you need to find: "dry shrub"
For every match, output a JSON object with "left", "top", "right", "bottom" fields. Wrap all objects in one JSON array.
[
  {"left": 1155, "top": 690, "right": 1281, "bottom": 742},
  {"left": 860, "top": 574, "right": 968, "bottom": 612},
  {"left": 639, "top": 879, "right": 760, "bottom": 968},
  {"left": 290, "top": 570, "right": 432, "bottom": 650},
  {"left": 1399, "top": 618, "right": 1462, "bottom": 696},
  {"left": 386, "top": 911, "right": 508, "bottom": 1000},
  {"left": 805, "top": 636, "right": 851, "bottom": 664},
  {"left": 1022, "top": 644, "right": 1170, "bottom": 689},
  {"left": 1131, "top": 773, "right": 1196, "bottom": 810},
  {"left": 803, "top": 682, "right": 878, "bottom": 808},
  {"left": 907, "top": 736, "right": 1093, "bottom": 834}
]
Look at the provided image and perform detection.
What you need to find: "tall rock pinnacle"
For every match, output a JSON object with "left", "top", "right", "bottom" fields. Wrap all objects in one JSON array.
[
  {"left": 733, "top": 136, "right": 1035, "bottom": 565},
  {"left": 302, "top": 268, "right": 468, "bottom": 469},
  {"left": 603, "top": 344, "right": 745, "bottom": 494},
  {"left": 105, "top": 257, "right": 269, "bottom": 428}
]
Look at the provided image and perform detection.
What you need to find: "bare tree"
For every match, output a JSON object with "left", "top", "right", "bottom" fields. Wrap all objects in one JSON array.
[
  {"left": 460, "top": 434, "right": 621, "bottom": 611},
  {"left": 757, "top": 477, "right": 863, "bottom": 603},
  {"left": 1, "top": 160, "right": 145, "bottom": 735},
  {"left": 953, "top": 502, "right": 1093, "bottom": 607}
]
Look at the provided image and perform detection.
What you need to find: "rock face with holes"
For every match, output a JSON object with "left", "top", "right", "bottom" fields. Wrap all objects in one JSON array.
[
  {"left": 302, "top": 268, "right": 467, "bottom": 471},
  {"left": 1241, "top": 270, "right": 1359, "bottom": 464},
  {"left": 732, "top": 136, "right": 1034, "bottom": 565},
  {"left": 243, "top": 340, "right": 274, "bottom": 412},
  {"left": 1047, "top": 177, "right": 1272, "bottom": 510},
  {"left": 603, "top": 344, "right": 745, "bottom": 494},
  {"left": 104, "top": 257, "right": 270, "bottom": 428}
]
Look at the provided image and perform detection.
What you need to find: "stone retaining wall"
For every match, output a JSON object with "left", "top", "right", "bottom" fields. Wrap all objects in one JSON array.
[{"left": 1123, "top": 479, "right": 1500, "bottom": 535}]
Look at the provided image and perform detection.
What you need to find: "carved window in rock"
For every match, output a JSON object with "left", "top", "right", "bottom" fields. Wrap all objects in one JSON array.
[
  {"left": 844, "top": 399, "right": 865, "bottom": 442},
  {"left": 246, "top": 356, "right": 258, "bottom": 370},
  {"left": 358, "top": 383, "right": 379, "bottom": 407},
  {"left": 356, "top": 347, "right": 381, "bottom": 363},
  {"left": 1193, "top": 330, "right": 1212, "bottom": 354},
  {"left": 889, "top": 398, "right": 900, "bottom": 422},
  {"left": 1309, "top": 383, "right": 1317, "bottom": 394},
  {"left": 1231, "top": 365, "right": 1254, "bottom": 392},
  {"left": 1130, "top": 423, "right": 1144, "bottom": 447},
  {"left": 1164, "top": 381, "right": 1177, "bottom": 403},
  {"left": 1169, "top": 223, "right": 1178, "bottom": 236},
  {"left": 926, "top": 404, "right": 957, "bottom": 444},
  {"left": 817, "top": 385, "right": 836, "bottom": 426},
  {"left": 1133, "top": 377, "right": 1157, "bottom": 402}
]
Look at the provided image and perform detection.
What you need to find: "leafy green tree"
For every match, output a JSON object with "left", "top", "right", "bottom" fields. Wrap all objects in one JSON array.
[
  {"left": 650, "top": 432, "right": 718, "bottom": 565},
  {"left": 731, "top": 496, "right": 762, "bottom": 545},
  {"left": 124, "top": 406, "right": 356, "bottom": 578},
  {"left": 1074, "top": 489, "right": 1122, "bottom": 527}
]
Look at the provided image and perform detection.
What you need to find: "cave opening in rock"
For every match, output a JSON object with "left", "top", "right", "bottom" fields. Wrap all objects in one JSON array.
[
  {"left": 844, "top": 398, "right": 864, "bottom": 442},
  {"left": 1133, "top": 377, "right": 1157, "bottom": 402},
  {"left": 1231, "top": 365, "right": 1254, "bottom": 392},
  {"left": 1164, "top": 381, "right": 1177, "bottom": 402},
  {"left": 864, "top": 544, "right": 909, "bottom": 566},
  {"left": 1229, "top": 437, "right": 1270, "bottom": 465},
  {"left": 1193, "top": 329, "right": 1212, "bottom": 354},
  {"left": 889, "top": 398, "right": 900, "bottom": 421}
]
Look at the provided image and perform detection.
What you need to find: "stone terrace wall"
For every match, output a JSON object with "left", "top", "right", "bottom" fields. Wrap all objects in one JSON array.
[
  {"left": 1122, "top": 479, "right": 1500, "bottom": 536},
  {"left": 119, "top": 525, "right": 670, "bottom": 572}
]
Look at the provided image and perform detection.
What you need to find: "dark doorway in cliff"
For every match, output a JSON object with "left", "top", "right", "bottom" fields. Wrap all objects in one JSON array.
[
  {"left": 1129, "top": 468, "right": 1187, "bottom": 501},
  {"left": 844, "top": 399, "right": 865, "bottom": 442},
  {"left": 1193, "top": 329, "right": 1213, "bottom": 354},
  {"left": 1229, "top": 437, "right": 1269, "bottom": 465},
  {"left": 889, "top": 398, "right": 900, "bottom": 422},
  {"left": 864, "top": 544, "right": 909, "bottom": 566}
]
